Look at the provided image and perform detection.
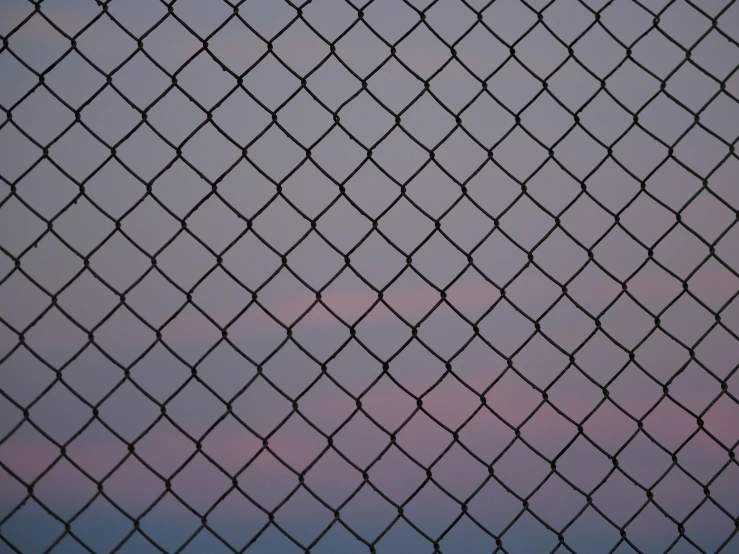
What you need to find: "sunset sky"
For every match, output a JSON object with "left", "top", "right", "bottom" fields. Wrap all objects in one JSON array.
[{"left": 1, "top": 0, "right": 738, "bottom": 552}]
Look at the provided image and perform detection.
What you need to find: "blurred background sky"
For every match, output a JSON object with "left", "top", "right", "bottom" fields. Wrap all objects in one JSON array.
[{"left": 1, "top": 0, "right": 738, "bottom": 552}]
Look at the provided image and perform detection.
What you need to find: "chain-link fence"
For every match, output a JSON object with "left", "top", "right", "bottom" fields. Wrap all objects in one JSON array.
[{"left": 1, "top": 0, "right": 738, "bottom": 552}]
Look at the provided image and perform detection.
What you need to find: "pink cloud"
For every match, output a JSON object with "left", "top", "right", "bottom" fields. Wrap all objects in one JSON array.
[
  {"left": 0, "top": 428, "right": 318, "bottom": 515},
  {"left": 2, "top": 388, "right": 733, "bottom": 518},
  {"left": 12, "top": 260, "right": 737, "bottom": 372},
  {"left": 1, "top": 397, "right": 735, "bottom": 554}
]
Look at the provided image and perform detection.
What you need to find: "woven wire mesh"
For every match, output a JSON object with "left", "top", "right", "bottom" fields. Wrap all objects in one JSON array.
[{"left": 1, "top": 0, "right": 739, "bottom": 552}]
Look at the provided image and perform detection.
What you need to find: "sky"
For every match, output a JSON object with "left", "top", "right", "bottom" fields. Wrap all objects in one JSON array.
[{"left": 0, "top": 0, "right": 738, "bottom": 552}]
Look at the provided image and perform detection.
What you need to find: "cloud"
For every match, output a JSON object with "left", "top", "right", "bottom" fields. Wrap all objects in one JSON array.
[{"left": 2, "top": 389, "right": 734, "bottom": 518}]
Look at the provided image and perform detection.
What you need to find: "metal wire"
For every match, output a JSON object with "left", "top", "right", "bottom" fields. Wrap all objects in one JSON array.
[{"left": 1, "top": 0, "right": 738, "bottom": 552}]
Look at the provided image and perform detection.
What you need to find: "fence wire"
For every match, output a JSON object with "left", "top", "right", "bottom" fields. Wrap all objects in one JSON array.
[{"left": 1, "top": 0, "right": 738, "bottom": 553}]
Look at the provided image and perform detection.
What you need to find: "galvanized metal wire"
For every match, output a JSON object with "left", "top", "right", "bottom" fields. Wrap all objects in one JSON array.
[{"left": 1, "top": 0, "right": 738, "bottom": 552}]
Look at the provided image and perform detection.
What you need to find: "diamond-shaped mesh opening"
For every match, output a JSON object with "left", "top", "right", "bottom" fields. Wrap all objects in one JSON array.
[{"left": 1, "top": 0, "right": 738, "bottom": 552}]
